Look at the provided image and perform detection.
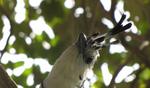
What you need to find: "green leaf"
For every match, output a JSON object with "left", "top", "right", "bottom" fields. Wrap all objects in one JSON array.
[
  {"left": 49, "top": 17, "right": 63, "bottom": 27},
  {"left": 140, "top": 68, "right": 150, "bottom": 80},
  {"left": 50, "top": 36, "right": 60, "bottom": 46},
  {"left": 23, "top": 68, "right": 33, "bottom": 76},
  {"left": 13, "top": 61, "right": 24, "bottom": 68},
  {"left": 35, "top": 35, "right": 44, "bottom": 42}
]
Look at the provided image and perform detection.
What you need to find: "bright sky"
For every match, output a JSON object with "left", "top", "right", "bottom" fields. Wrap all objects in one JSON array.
[{"left": 0, "top": 0, "right": 140, "bottom": 88}]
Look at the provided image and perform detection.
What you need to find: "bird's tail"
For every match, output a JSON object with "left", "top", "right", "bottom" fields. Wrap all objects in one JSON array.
[
  {"left": 108, "top": 14, "right": 132, "bottom": 36},
  {"left": 87, "top": 14, "right": 132, "bottom": 50}
]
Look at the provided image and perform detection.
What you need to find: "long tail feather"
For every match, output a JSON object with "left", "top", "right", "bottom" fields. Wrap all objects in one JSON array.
[
  {"left": 109, "top": 14, "right": 132, "bottom": 36},
  {"left": 87, "top": 14, "right": 132, "bottom": 50}
]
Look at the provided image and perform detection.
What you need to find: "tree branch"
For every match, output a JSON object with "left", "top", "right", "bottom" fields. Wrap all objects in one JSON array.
[{"left": 0, "top": 64, "right": 17, "bottom": 88}]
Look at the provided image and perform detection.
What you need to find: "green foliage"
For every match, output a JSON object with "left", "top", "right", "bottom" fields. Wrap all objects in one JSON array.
[
  {"left": 138, "top": 21, "right": 149, "bottom": 35},
  {"left": 50, "top": 36, "right": 60, "bottom": 46},
  {"left": 40, "top": 0, "right": 65, "bottom": 22},
  {"left": 93, "top": 70, "right": 104, "bottom": 88},
  {"left": 140, "top": 68, "right": 150, "bottom": 80},
  {"left": 13, "top": 61, "right": 24, "bottom": 68}
]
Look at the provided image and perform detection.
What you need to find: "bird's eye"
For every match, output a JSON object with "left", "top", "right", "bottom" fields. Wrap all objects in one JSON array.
[
  {"left": 85, "top": 57, "right": 93, "bottom": 64},
  {"left": 79, "top": 75, "right": 82, "bottom": 80}
]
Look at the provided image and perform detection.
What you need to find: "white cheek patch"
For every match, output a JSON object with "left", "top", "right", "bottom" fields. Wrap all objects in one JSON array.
[{"left": 96, "top": 51, "right": 100, "bottom": 57}]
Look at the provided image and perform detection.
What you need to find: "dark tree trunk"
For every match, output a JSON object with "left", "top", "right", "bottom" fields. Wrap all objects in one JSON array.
[{"left": 0, "top": 64, "right": 17, "bottom": 88}]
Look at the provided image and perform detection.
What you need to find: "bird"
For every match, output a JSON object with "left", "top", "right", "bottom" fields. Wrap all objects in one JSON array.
[{"left": 40, "top": 14, "right": 132, "bottom": 88}]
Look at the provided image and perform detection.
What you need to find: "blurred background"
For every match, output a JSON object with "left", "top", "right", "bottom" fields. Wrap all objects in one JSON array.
[{"left": 0, "top": 0, "right": 150, "bottom": 88}]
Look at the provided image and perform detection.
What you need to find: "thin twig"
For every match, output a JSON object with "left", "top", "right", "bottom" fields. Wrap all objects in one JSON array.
[
  {"left": 107, "top": 57, "right": 130, "bottom": 88},
  {"left": 130, "top": 67, "right": 144, "bottom": 88}
]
